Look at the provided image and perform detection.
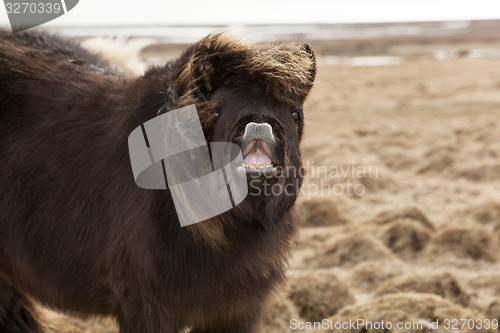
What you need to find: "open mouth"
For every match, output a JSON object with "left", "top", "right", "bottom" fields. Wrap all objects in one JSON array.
[
  {"left": 242, "top": 140, "right": 273, "bottom": 170},
  {"left": 237, "top": 122, "right": 279, "bottom": 176}
]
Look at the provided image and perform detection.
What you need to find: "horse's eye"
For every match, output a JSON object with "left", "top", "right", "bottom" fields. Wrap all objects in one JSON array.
[
  {"left": 291, "top": 111, "right": 301, "bottom": 121},
  {"left": 214, "top": 112, "right": 220, "bottom": 119}
]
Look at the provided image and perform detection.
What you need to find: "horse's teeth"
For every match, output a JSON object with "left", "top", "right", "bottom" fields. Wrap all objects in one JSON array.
[{"left": 243, "top": 162, "right": 273, "bottom": 169}]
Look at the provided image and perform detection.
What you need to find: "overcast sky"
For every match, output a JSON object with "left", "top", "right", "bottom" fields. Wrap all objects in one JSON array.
[{"left": 1, "top": 0, "right": 500, "bottom": 27}]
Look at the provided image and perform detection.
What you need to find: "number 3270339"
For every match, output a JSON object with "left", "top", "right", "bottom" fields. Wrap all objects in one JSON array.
[{"left": 5, "top": 2, "right": 62, "bottom": 14}]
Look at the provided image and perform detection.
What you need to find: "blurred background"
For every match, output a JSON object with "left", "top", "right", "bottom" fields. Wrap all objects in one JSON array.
[{"left": 3, "top": 1, "right": 500, "bottom": 332}]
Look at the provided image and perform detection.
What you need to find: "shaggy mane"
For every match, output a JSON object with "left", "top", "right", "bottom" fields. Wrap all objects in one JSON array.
[{"left": 174, "top": 34, "right": 316, "bottom": 108}]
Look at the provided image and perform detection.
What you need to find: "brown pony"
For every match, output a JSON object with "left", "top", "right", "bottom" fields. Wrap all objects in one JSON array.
[{"left": 0, "top": 29, "right": 315, "bottom": 332}]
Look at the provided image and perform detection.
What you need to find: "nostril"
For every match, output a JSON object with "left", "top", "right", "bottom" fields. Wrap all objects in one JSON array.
[{"left": 243, "top": 122, "right": 275, "bottom": 142}]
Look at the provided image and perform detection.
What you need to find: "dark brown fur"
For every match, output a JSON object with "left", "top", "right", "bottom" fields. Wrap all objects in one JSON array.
[{"left": 0, "top": 29, "right": 315, "bottom": 332}]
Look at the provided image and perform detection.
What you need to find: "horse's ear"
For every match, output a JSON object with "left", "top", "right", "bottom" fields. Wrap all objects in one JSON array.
[
  {"left": 301, "top": 43, "right": 317, "bottom": 88},
  {"left": 190, "top": 53, "right": 215, "bottom": 100},
  {"left": 188, "top": 34, "right": 232, "bottom": 101}
]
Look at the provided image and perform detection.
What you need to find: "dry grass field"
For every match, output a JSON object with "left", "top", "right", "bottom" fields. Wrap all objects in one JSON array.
[
  {"left": 287, "top": 56, "right": 500, "bottom": 333},
  {"left": 37, "top": 35, "right": 500, "bottom": 332}
]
